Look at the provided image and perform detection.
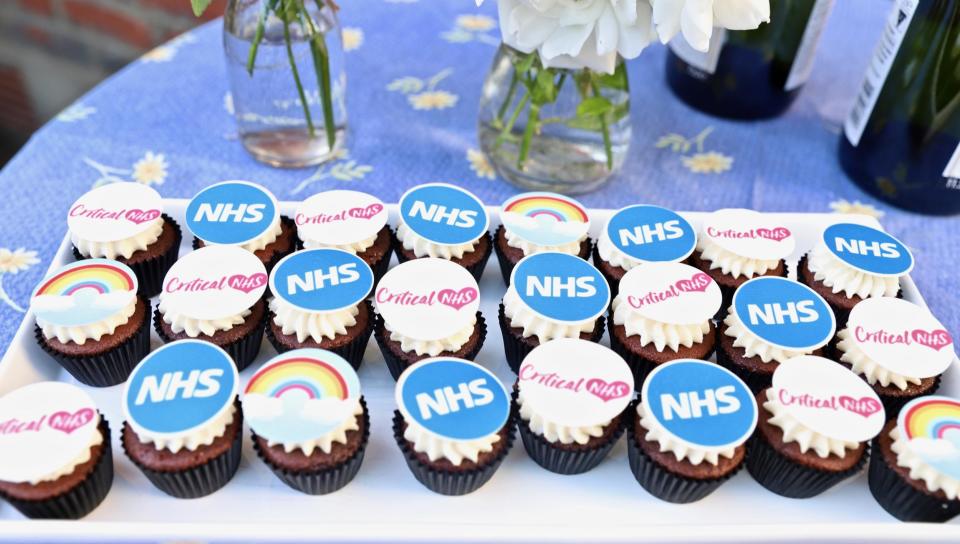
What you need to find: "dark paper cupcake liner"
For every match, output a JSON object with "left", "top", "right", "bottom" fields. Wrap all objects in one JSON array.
[
  {"left": 368, "top": 238, "right": 394, "bottom": 289},
  {"left": 746, "top": 431, "right": 868, "bottom": 499},
  {"left": 393, "top": 229, "right": 493, "bottom": 284},
  {"left": 877, "top": 375, "right": 942, "bottom": 421},
  {"left": 591, "top": 243, "right": 626, "bottom": 301},
  {"left": 153, "top": 305, "right": 266, "bottom": 372},
  {"left": 34, "top": 297, "right": 151, "bottom": 387},
  {"left": 253, "top": 397, "right": 370, "bottom": 495},
  {"left": 1, "top": 416, "right": 113, "bottom": 520},
  {"left": 392, "top": 409, "right": 516, "bottom": 496},
  {"left": 868, "top": 438, "right": 960, "bottom": 522},
  {"left": 492, "top": 226, "right": 515, "bottom": 287},
  {"left": 374, "top": 311, "right": 487, "bottom": 381},
  {"left": 499, "top": 304, "right": 605, "bottom": 374},
  {"left": 714, "top": 344, "right": 773, "bottom": 394},
  {"left": 264, "top": 300, "right": 374, "bottom": 371},
  {"left": 192, "top": 216, "right": 296, "bottom": 274}
]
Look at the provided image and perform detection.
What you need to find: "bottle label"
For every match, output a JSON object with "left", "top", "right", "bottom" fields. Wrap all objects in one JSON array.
[
  {"left": 668, "top": 29, "right": 726, "bottom": 77},
  {"left": 784, "top": 0, "right": 836, "bottom": 91},
  {"left": 945, "top": 144, "right": 960, "bottom": 188},
  {"left": 844, "top": 0, "right": 918, "bottom": 146}
]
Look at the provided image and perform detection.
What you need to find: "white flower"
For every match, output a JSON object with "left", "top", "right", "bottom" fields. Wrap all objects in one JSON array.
[
  {"left": 131, "top": 152, "right": 168, "bottom": 186},
  {"left": 650, "top": 0, "right": 770, "bottom": 52},
  {"left": 409, "top": 91, "right": 459, "bottom": 110},
  {"left": 682, "top": 151, "right": 732, "bottom": 173},
  {"left": 0, "top": 248, "right": 39, "bottom": 275},
  {"left": 342, "top": 27, "right": 364, "bottom": 51},
  {"left": 467, "top": 149, "right": 496, "bottom": 179}
]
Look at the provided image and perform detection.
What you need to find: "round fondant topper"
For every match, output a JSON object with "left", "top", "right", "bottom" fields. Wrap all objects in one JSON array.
[
  {"left": 396, "top": 358, "right": 510, "bottom": 441},
  {"left": 604, "top": 205, "right": 697, "bottom": 263},
  {"left": 702, "top": 208, "right": 796, "bottom": 261},
  {"left": 160, "top": 245, "right": 267, "bottom": 321},
  {"left": 518, "top": 339, "right": 633, "bottom": 427},
  {"left": 617, "top": 262, "right": 721, "bottom": 326},
  {"left": 500, "top": 192, "right": 590, "bottom": 247},
  {"left": 31, "top": 259, "right": 138, "bottom": 327},
  {"left": 295, "top": 190, "right": 388, "bottom": 247},
  {"left": 186, "top": 181, "right": 279, "bottom": 246},
  {"left": 772, "top": 356, "right": 885, "bottom": 442},
  {"left": 375, "top": 258, "right": 480, "bottom": 341},
  {"left": 244, "top": 349, "right": 361, "bottom": 444},
  {"left": 68, "top": 182, "right": 164, "bottom": 243},
  {"left": 898, "top": 396, "right": 960, "bottom": 482},
  {"left": 733, "top": 277, "right": 835, "bottom": 352},
  {"left": 642, "top": 359, "right": 757, "bottom": 450},
  {"left": 510, "top": 252, "right": 609, "bottom": 324},
  {"left": 846, "top": 297, "right": 955, "bottom": 379},
  {"left": 822, "top": 223, "right": 914, "bottom": 277},
  {"left": 399, "top": 183, "right": 489, "bottom": 246},
  {"left": 124, "top": 340, "right": 238, "bottom": 438},
  {"left": 270, "top": 249, "right": 373, "bottom": 313},
  {"left": 0, "top": 382, "right": 100, "bottom": 484}
]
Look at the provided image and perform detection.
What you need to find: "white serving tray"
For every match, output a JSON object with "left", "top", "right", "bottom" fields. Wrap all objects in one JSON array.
[{"left": 1, "top": 202, "right": 958, "bottom": 543}]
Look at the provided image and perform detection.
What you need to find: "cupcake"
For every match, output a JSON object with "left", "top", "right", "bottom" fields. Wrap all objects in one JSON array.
[
  {"left": 609, "top": 262, "right": 722, "bottom": 391},
  {"left": 500, "top": 252, "right": 609, "bottom": 373},
  {"left": 294, "top": 190, "right": 393, "bottom": 285},
  {"left": 187, "top": 181, "right": 296, "bottom": 272},
  {"left": 517, "top": 339, "right": 633, "bottom": 474},
  {"left": 373, "top": 258, "right": 485, "bottom": 380},
  {"left": 31, "top": 259, "right": 150, "bottom": 387},
  {"left": 121, "top": 340, "right": 242, "bottom": 498},
  {"left": 265, "top": 249, "right": 375, "bottom": 369},
  {"left": 493, "top": 192, "right": 592, "bottom": 285},
  {"left": 154, "top": 245, "right": 268, "bottom": 371},
  {"left": 717, "top": 276, "right": 835, "bottom": 392},
  {"left": 245, "top": 349, "right": 369, "bottom": 495},
  {"left": 836, "top": 297, "right": 952, "bottom": 417},
  {"left": 68, "top": 182, "right": 181, "bottom": 297},
  {"left": 628, "top": 359, "right": 756, "bottom": 503},
  {"left": 394, "top": 357, "right": 514, "bottom": 495},
  {"left": 395, "top": 183, "right": 492, "bottom": 282},
  {"left": 748, "top": 355, "right": 885, "bottom": 498},
  {"left": 595, "top": 205, "right": 697, "bottom": 299},
  {"left": 799, "top": 222, "right": 913, "bottom": 327},
  {"left": 0, "top": 382, "right": 113, "bottom": 519},
  {"left": 869, "top": 396, "right": 960, "bottom": 522}
]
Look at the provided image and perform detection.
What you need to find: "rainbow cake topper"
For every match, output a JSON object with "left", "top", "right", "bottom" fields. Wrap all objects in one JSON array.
[
  {"left": 31, "top": 259, "right": 138, "bottom": 327},
  {"left": 899, "top": 396, "right": 960, "bottom": 480},
  {"left": 501, "top": 192, "right": 591, "bottom": 247}
]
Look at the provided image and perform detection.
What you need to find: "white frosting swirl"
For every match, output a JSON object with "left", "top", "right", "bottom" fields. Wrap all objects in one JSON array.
[
  {"left": 157, "top": 297, "right": 251, "bottom": 338},
  {"left": 611, "top": 294, "right": 710, "bottom": 352},
  {"left": 138, "top": 403, "right": 237, "bottom": 454},
  {"left": 502, "top": 285, "right": 596, "bottom": 343},
  {"left": 403, "top": 415, "right": 501, "bottom": 465},
  {"left": 597, "top": 232, "right": 642, "bottom": 271},
  {"left": 723, "top": 308, "right": 812, "bottom": 364},
  {"left": 38, "top": 298, "right": 136, "bottom": 345},
  {"left": 763, "top": 388, "right": 858, "bottom": 458},
  {"left": 517, "top": 388, "right": 606, "bottom": 445},
  {"left": 396, "top": 220, "right": 480, "bottom": 260},
  {"left": 31, "top": 414, "right": 104, "bottom": 485},
  {"left": 269, "top": 297, "right": 359, "bottom": 343},
  {"left": 72, "top": 217, "right": 164, "bottom": 260},
  {"left": 638, "top": 402, "right": 736, "bottom": 466},
  {"left": 267, "top": 400, "right": 363, "bottom": 456},
  {"left": 835, "top": 327, "right": 922, "bottom": 390},
  {"left": 302, "top": 232, "right": 378, "bottom": 254},
  {"left": 504, "top": 228, "right": 584, "bottom": 257},
  {"left": 890, "top": 426, "right": 960, "bottom": 500},
  {"left": 806, "top": 242, "right": 901, "bottom": 299},
  {"left": 239, "top": 214, "right": 282, "bottom": 253},
  {"left": 383, "top": 315, "right": 476, "bottom": 356},
  {"left": 696, "top": 235, "right": 780, "bottom": 279}
]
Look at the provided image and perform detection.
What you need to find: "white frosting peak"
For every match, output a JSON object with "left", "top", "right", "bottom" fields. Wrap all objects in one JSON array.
[
  {"left": 267, "top": 400, "right": 363, "bottom": 456},
  {"left": 302, "top": 232, "right": 378, "bottom": 254},
  {"left": 890, "top": 426, "right": 960, "bottom": 500},
  {"left": 504, "top": 228, "right": 584, "bottom": 257},
  {"left": 836, "top": 327, "right": 923, "bottom": 390},
  {"left": 38, "top": 298, "right": 136, "bottom": 345},
  {"left": 638, "top": 403, "right": 736, "bottom": 466},
  {"left": 764, "top": 389, "right": 858, "bottom": 459},
  {"left": 723, "top": 308, "right": 811, "bottom": 365},
  {"left": 396, "top": 221, "right": 480, "bottom": 260},
  {"left": 269, "top": 297, "right": 359, "bottom": 343},
  {"left": 807, "top": 242, "right": 900, "bottom": 299},
  {"left": 597, "top": 232, "right": 641, "bottom": 271},
  {"left": 518, "top": 389, "right": 606, "bottom": 445},
  {"left": 403, "top": 416, "right": 501, "bottom": 466},
  {"left": 383, "top": 314, "right": 476, "bottom": 356},
  {"left": 502, "top": 285, "right": 597, "bottom": 343},
  {"left": 72, "top": 216, "right": 164, "bottom": 260},
  {"left": 31, "top": 414, "right": 104, "bottom": 485},
  {"left": 239, "top": 214, "right": 282, "bottom": 253},
  {"left": 696, "top": 235, "right": 780, "bottom": 280},
  {"left": 611, "top": 294, "right": 709, "bottom": 352},
  {"left": 158, "top": 299, "right": 251, "bottom": 338},
  {"left": 139, "top": 403, "right": 237, "bottom": 454}
]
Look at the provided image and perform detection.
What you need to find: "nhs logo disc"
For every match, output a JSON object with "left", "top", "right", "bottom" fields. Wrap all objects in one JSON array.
[
  {"left": 733, "top": 277, "right": 835, "bottom": 351},
  {"left": 270, "top": 249, "right": 373, "bottom": 313},
  {"left": 511, "top": 252, "right": 609, "bottom": 323},
  {"left": 823, "top": 223, "right": 914, "bottom": 277},
  {"left": 399, "top": 183, "right": 489, "bottom": 246},
  {"left": 396, "top": 358, "right": 510, "bottom": 441},
  {"left": 605, "top": 205, "right": 696, "bottom": 263},
  {"left": 186, "top": 181, "right": 279, "bottom": 246}
]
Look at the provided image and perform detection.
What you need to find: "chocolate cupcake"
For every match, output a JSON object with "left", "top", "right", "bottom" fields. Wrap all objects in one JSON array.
[
  {"left": 373, "top": 258, "right": 485, "bottom": 380},
  {"left": 394, "top": 183, "right": 492, "bottom": 282},
  {"left": 154, "top": 245, "right": 268, "bottom": 371},
  {"left": 628, "top": 359, "right": 756, "bottom": 503},
  {"left": 517, "top": 339, "right": 633, "bottom": 474},
  {"left": 265, "top": 249, "right": 375, "bottom": 369},
  {"left": 0, "top": 382, "right": 113, "bottom": 519},
  {"left": 869, "top": 396, "right": 960, "bottom": 522},
  {"left": 836, "top": 297, "right": 951, "bottom": 417},
  {"left": 121, "top": 340, "right": 242, "bottom": 498},
  {"left": 717, "top": 277, "right": 835, "bottom": 393},
  {"left": 500, "top": 252, "right": 609, "bottom": 373},
  {"left": 493, "top": 192, "right": 592, "bottom": 286},
  {"left": 594, "top": 205, "right": 697, "bottom": 299},
  {"left": 187, "top": 181, "right": 296, "bottom": 273},
  {"left": 245, "top": 349, "right": 369, "bottom": 495},
  {"left": 748, "top": 356, "right": 884, "bottom": 498},
  {"left": 68, "top": 182, "right": 181, "bottom": 298},
  {"left": 31, "top": 259, "right": 150, "bottom": 386},
  {"left": 394, "top": 357, "right": 514, "bottom": 495},
  {"left": 295, "top": 190, "right": 393, "bottom": 285},
  {"left": 609, "top": 262, "right": 721, "bottom": 390}
]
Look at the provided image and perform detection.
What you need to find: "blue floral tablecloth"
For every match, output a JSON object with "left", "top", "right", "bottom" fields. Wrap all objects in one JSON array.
[{"left": 0, "top": 0, "right": 956, "bottom": 360}]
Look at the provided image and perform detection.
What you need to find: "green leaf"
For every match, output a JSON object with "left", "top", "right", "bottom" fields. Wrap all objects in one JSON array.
[
  {"left": 577, "top": 96, "right": 613, "bottom": 118},
  {"left": 514, "top": 53, "right": 536, "bottom": 76},
  {"left": 191, "top": 0, "right": 213, "bottom": 16},
  {"left": 595, "top": 64, "right": 628, "bottom": 91},
  {"left": 531, "top": 69, "right": 558, "bottom": 104}
]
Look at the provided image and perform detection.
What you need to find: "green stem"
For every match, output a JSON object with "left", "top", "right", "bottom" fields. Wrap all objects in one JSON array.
[
  {"left": 245, "top": 1, "right": 271, "bottom": 75},
  {"left": 496, "top": 70, "right": 519, "bottom": 124},
  {"left": 518, "top": 103, "right": 541, "bottom": 170},
  {"left": 282, "top": 14, "right": 315, "bottom": 137},
  {"left": 300, "top": 1, "right": 336, "bottom": 149},
  {"left": 590, "top": 79, "right": 613, "bottom": 170},
  {"left": 495, "top": 91, "right": 529, "bottom": 149}
]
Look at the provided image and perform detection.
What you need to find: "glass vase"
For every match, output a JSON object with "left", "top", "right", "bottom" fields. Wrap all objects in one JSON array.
[
  {"left": 224, "top": 0, "right": 347, "bottom": 168},
  {"left": 478, "top": 45, "right": 631, "bottom": 194}
]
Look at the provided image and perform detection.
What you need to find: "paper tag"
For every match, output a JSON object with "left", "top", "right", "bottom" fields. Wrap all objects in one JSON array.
[
  {"left": 244, "top": 349, "right": 362, "bottom": 444},
  {"left": 604, "top": 205, "right": 697, "bottom": 263},
  {"left": 519, "top": 339, "right": 633, "bottom": 428},
  {"left": 822, "top": 223, "right": 914, "bottom": 277},
  {"left": 160, "top": 245, "right": 267, "bottom": 321},
  {"left": 374, "top": 258, "right": 480, "bottom": 342},
  {"left": 31, "top": 259, "right": 138, "bottom": 327},
  {"left": 270, "top": 249, "right": 373, "bottom": 313},
  {"left": 500, "top": 192, "right": 590, "bottom": 247},
  {"left": 772, "top": 356, "right": 885, "bottom": 442},
  {"left": 0, "top": 382, "right": 100, "bottom": 484},
  {"left": 295, "top": 190, "right": 388, "bottom": 247},
  {"left": 67, "top": 182, "right": 164, "bottom": 243},
  {"left": 783, "top": 0, "right": 835, "bottom": 91},
  {"left": 510, "top": 252, "right": 609, "bottom": 324},
  {"left": 702, "top": 209, "right": 796, "bottom": 261},
  {"left": 186, "top": 181, "right": 279, "bottom": 246},
  {"left": 898, "top": 396, "right": 960, "bottom": 482},
  {"left": 669, "top": 29, "right": 726, "bottom": 75},
  {"left": 733, "top": 277, "right": 835, "bottom": 351},
  {"left": 642, "top": 359, "right": 757, "bottom": 451},
  {"left": 944, "top": 144, "right": 960, "bottom": 182},
  {"left": 399, "top": 183, "right": 489, "bottom": 246},
  {"left": 617, "top": 262, "right": 721, "bottom": 326}
]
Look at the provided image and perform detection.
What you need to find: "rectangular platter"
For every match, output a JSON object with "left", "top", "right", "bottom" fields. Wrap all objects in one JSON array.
[{"left": 1, "top": 200, "right": 958, "bottom": 543}]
